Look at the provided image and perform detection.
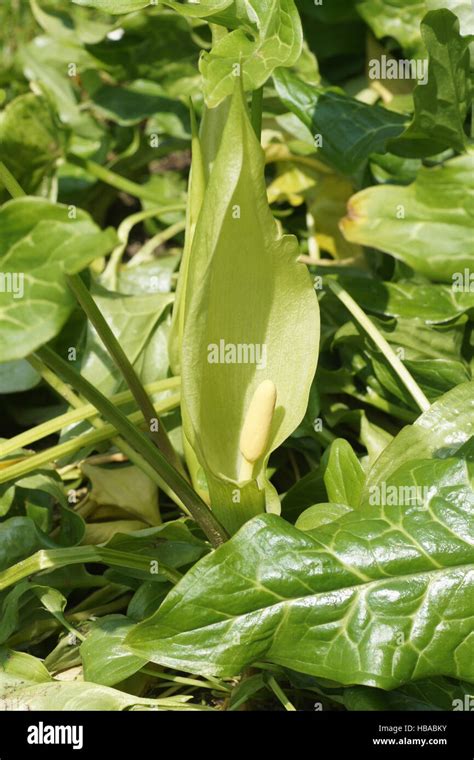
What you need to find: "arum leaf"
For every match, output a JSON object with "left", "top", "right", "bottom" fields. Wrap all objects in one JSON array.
[
  {"left": 80, "top": 615, "right": 146, "bottom": 686},
  {"left": 200, "top": 1, "right": 303, "bottom": 106},
  {"left": 126, "top": 473, "right": 474, "bottom": 687},
  {"left": 0, "top": 648, "right": 52, "bottom": 687},
  {"left": 0, "top": 582, "right": 67, "bottom": 644},
  {"left": 344, "top": 678, "right": 473, "bottom": 711},
  {"left": 295, "top": 502, "right": 352, "bottom": 531},
  {"left": 0, "top": 517, "right": 42, "bottom": 571},
  {"left": 0, "top": 198, "right": 117, "bottom": 361},
  {"left": 389, "top": 10, "right": 472, "bottom": 158},
  {"left": 323, "top": 439, "right": 365, "bottom": 508},
  {"left": 0, "top": 94, "right": 65, "bottom": 195},
  {"left": 82, "top": 463, "right": 160, "bottom": 527},
  {"left": 78, "top": 284, "right": 173, "bottom": 397},
  {"left": 0, "top": 679, "right": 193, "bottom": 711},
  {"left": 181, "top": 81, "right": 319, "bottom": 532},
  {"left": 340, "top": 153, "right": 474, "bottom": 281},
  {"left": 125, "top": 387, "right": 474, "bottom": 685},
  {"left": 273, "top": 69, "right": 406, "bottom": 176}
]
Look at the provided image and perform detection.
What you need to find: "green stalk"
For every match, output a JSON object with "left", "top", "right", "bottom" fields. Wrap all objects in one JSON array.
[
  {"left": 28, "top": 354, "right": 179, "bottom": 516},
  {"left": 266, "top": 676, "right": 296, "bottom": 711},
  {"left": 65, "top": 272, "right": 185, "bottom": 477},
  {"left": 0, "top": 160, "right": 26, "bottom": 198},
  {"left": 141, "top": 669, "right": 230, "bottom": 693},
  {"left": 0, "top": 545, "right": 182, "bottom": 592},
  {"left": 327, "top": 280, "right": 430, "bottom": 413},
  {"left": 0, "top": 394, "right": 181, "bottom": 485},
  {"left": 103, "top": 205, "right": 186, "bottom": 286},
  {"left": 35, "top": 346, "right": 228, "bottom": 546},
  {"left": 28, "top": 353, "right": 88, "bottom": 409},
  {"left": 250, "top": 86, "right": 264, "bottom": 141},
  {"left": 0, "top": 377, "right": 180, "bottom": 459},
  {"left": 67, "top": 155, "right": 182, "bottom": 205},
  {"left": 130, "top": 219, "right": 186, "bottom": 264}
]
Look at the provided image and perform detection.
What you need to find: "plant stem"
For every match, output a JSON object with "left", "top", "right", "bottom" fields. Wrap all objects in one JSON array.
[
  {"left": 67, "top": 155, "right": 180, "bottom": 205},
  {"left": 0, "top": 377, "right": 180, "bottom": 459},
  {"left": 65, "top": 272, "right": 185, "bottom": 477},
  {"left": 0, "top": 160, "right": 26, "bottom": 198},
  {"left": 141, "top": 669, "right": 230, "bottom": 693},
  {"left": 0, "top": 545, "right": 182, "bottom": 592},
  {"left": 0, "top": 395, "right": 181, "bottom": 486},
  {"left": 266, "top": 676, "right": 296, "bottom": 711},
  {"left": 327, "top": 280, "right": 430, "bottom": 413},
  {"left": 131, "top": 219, "right": 186, "bottom": 264},
  {"left": 27, "top": 355, "right": 180, "bottom": 518},
  {"left": 103, "top": 205, "right": 186, "bottom": 286},
  {"left": 250, "top": 86, "right": 264, "bottom": 141},
  {"left": 35, "top": 346, "right": 228, "bottom": 546},
  {"left": 28, "top": 354, "right": 87, "bottom": 409}
]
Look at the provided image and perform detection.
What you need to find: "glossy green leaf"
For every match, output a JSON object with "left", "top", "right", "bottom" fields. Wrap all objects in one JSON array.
[
  {"left": 126, "top": 462, "right": 474, "bottom": 686},
  {"left": 0, "top": 198, "right": 117, "bottom": 361},
  {"left": 80, "top": 614, "right": 146, "bottom": 686},
  {"left": 90, "top": 80, "right": 191, "bottom": 128},
  {"left": 344, "top": 678, "right": 473, "bottom": 711},
  {"left": 341, "top": 153, "right": 474, "bottom": 281},
  {"left": 273, "top": 69, "right": 406, "bottom": 176},
  {"left": 181, "top": 81, "right": 319, "bottom": 531},
  {"left": 0, "top": 517, "right": 42, "bottom": 571},
  {"left": 323, "top": 438, "right": 365, "bottom": 508},
  {"left": 200, "top": 1, "right": 303, "bottom": 106},
  {"left": 295, "top": 502, "right": 352, "bottom": 531},
  {"left": 103, "top": 519, "right": 208, "bottom": 570},
  {"left": 390, "top": 10, "right": 472, "bottom": 158}
]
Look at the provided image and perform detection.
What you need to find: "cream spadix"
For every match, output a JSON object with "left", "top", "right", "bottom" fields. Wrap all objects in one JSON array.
[{"left": 239, "top": 380, "right": 277, "bottom": 481}]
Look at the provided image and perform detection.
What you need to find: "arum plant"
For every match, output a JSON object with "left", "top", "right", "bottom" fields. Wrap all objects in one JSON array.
[{"left": 172, "top": 81, "right": 320, "bottom": 534}]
